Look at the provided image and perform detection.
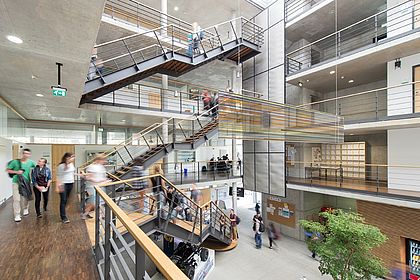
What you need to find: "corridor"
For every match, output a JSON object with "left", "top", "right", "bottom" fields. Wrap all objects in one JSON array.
[{"left": 0, "top": 189, "right": 97, "bottom": 280}]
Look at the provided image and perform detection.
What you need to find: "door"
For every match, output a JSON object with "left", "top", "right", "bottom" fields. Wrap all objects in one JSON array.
[
  {"left": 414, "top": 65, "right": 420, "bottom": 113},
  {"left": 51, "top": 144, "right": 75, "bottom": 183}
]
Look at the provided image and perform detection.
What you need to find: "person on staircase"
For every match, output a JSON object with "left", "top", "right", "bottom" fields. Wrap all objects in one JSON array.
[
  {"left": 6, "top": 148, "right": 36, "bottom": 222},
  {"left": 229, "top": 209, "right": 239, "bottom": 240},
  {"left": 56, "top": 152, "right": 75, "bottom": 224},
  {"left": 166, "top": 186, "right": 184, "bottom": 224},
  {"left": 149, "top": 165, "right": 166, "bottom": 215},
  {"left": 31, "top": 158, "right": 52, "bottom": 218},
  {"left": 82, "top": 154, "right": 108, "bottom": 220}
]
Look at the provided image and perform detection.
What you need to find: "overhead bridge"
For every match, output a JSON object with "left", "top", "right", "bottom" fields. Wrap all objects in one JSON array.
[{"left": 81, "top": 17, "right": 263, "bottom": 104}]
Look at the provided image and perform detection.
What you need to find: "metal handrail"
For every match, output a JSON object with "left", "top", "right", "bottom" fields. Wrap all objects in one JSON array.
[
  {"left": 287, "top": 0, "right": 414, "bottom": 56},
  {"left": 95, "top": 186, "right": 189, "bottom": 280}
]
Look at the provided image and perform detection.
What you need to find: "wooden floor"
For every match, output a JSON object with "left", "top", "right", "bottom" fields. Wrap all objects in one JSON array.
[
  {"left": 288, "top": 177, "right": 420, "bottom": 199},
  {"left": 0, "top": 190, "right": 98, "bottom": 280}
]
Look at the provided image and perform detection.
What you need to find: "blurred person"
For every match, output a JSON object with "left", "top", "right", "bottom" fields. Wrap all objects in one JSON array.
[
  {"left": 255, "top": 202, "right": 260, "bottom": 214},
  {"left": 268, "top": 222, "right": 278, "bottom": 249},
  {"left": 203, "top": 205, "right": 210, "bottom": 225},
  {"left": 31, "top": 158, "right": 52, "bottom": 218},
  {"left": 82, "top": 154, "right": 108, "bottom": 220},
  {"left": 149, "top": 164, "right": 166, "bottom": 214},
  {"left": 190, "top": 183, "right": 202, "bottom": 205},
  {"left": 166, "top": 186, "right": 183, "bottom": 224},
  {"left": 56, "top": 152, "right": 75, "bottom": 223},
  {"left": 201, "top": 90, "right": 212, "bottom": 113},
  {"left": 6, "top": 148, "right": 36, "bottom": 222}
]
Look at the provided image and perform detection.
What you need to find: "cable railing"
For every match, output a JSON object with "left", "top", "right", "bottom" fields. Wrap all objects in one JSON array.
[
  {"left": 285, "top": 0, "right": 326, "bottom": 22},
  {"left": 103, "top": 0, "right": 192, "bottom": 31},
  {"left": 286, "top": 160, "right": 420, "bottom": 200},
  {"left": 295, "top": 81, "right": 420, "bottom": 124},
  {"left": 93, "top": 174, "right": 233, "bottom": 279},
  {"left": 89, "top": 82, "right": 264, "bottom": 115},
  {"left": 286, "top": 0, "right": 420, "bottom": 75},
  {"left": 87, "top": 16, "right": 264, "bottom": 81}
]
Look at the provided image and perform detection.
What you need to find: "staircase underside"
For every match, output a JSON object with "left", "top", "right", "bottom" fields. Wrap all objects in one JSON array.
[{"left": 81, "top": 40, "right": 260, "bottom": 104}]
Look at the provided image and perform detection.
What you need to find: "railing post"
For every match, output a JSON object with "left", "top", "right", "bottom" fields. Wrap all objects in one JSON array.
[
  {"left": 94, "top": 193, "right": 100, "bottom": 265},
  {"left": 172, "top": 118, "right": 176, "bottom": 144},
  {"left": 180, "top": 90, "right": 183, "bottom": 113},
  {"left": 112, "top": 91, "right": 115, "bottom": 106},
  {"left": 375, "top": 90, "right": 379, "bottom": 120},
  {"left": 160, "top": 89, "right": 164, "bottom": 111},
  {"left": 374, "top": 15, "right": 378, "bottom": 45},
  {"left": 376, "top": 165, "right": 380, "bottom": 194},
  {"left": 337, "top": 32, "right": 341, "bottom": 57},
  {"left": 198, "top": 162, "right": 200, "bottom": 182},
  {"left": 199, "top": 207, "right": 203, "bottom": 242},
  {"left": 310, "top": 162, "right": 313, "bottom": 185},
  {"left": 138, "top": 85, "right": 141, "bottom": 109},
  {"left": 180, "top": 162, "right": 183, "bottom": 184},
  {"left": 135, "top": 243, "right": 146, "bottom": 279},
  {"left": 104, "top": 203, "right": 111, "bottom": 280}
]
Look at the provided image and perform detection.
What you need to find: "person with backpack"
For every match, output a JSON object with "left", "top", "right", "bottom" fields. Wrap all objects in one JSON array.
[
  {"left": 31, "top": 158, "right": 52, "bottom": 218},
  {"left": 6, "top": 148, "right": 36, "bottom": 222},
  {"left": 229, "top": 209, "right": 239, "bottom": 240},
  {"left": 253, "top": 212, "right": 264, "bottom": 249}
]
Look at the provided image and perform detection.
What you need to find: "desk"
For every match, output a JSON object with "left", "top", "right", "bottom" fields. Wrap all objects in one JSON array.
[{"left": 305, "top": 166, "right": 342, "bottom": 181}]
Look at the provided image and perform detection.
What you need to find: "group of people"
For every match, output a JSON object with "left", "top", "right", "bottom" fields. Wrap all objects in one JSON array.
[
  {"left": 6, "top": 148, "right": 108, "bottom": 223},
  {"left": 208, "top": 154, "right": 232, "bottom": 172},
  {"left": 253, "top": 203, "right": 280, "bottom": 249}
]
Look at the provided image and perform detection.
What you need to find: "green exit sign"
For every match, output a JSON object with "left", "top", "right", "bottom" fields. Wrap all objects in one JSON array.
[{"left": 52, "top": 86, "right": 67, "bottom": 97}]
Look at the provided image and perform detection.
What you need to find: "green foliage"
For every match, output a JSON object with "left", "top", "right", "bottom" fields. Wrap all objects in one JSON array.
[{"left": 299, "top": 210, "right": 388, "bottom": 280}]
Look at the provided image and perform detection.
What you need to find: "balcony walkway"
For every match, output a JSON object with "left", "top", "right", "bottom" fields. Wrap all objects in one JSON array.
[
  {"left": 0, "top": 191, "right": 97, "bottom": 280},
  {"left": 287, "top": 177, "right": 420, "bottom": 201}
]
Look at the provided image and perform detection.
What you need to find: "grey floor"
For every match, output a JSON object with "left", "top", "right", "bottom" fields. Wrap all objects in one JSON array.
[{"left": 208, "top": 203, "right": 332, "bottom": 280}]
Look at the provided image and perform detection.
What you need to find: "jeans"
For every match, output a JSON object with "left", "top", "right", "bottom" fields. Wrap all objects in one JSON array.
[
  {"left": 59, "top": 183, "right": 73, "bottom": 220},
  {"left": 255, "top": 233, "right": 262, "bottom": 248},
  {"left": 12, "top": 183, "right": 28, "bottom": 217},
  {"left": 33, "top": 186, "right": 49, "bottom": 215}
]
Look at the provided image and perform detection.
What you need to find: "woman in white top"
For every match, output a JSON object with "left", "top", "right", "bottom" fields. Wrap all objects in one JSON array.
[
  {"left": 56, "top": 152, "right": 75, "bottom": 223},
  {"left": 82, "top": 154, "right": 108, "bottom": 219}
]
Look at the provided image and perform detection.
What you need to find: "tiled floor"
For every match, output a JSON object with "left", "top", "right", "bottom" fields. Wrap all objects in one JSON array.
[
  {"left": 208, "top": 203, "right": 332, "bottom": 280},
  {"left": 0, "top": 189, "right": 98, "bottom": 280}
]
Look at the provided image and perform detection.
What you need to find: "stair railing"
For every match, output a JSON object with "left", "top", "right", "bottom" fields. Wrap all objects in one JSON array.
[
  {"left": 97, "top": 174, "right": 234, "bottom": 244},
  {"left": 87, "top": 16, "right": 263, "bottom": 81}
]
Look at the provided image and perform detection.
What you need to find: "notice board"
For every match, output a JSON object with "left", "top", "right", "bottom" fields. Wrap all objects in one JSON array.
[{"left": 266, "top": 197, "right": 296, "bottom": 228}]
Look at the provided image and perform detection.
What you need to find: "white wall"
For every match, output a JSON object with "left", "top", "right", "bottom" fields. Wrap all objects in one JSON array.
[
  {"left": 25, "top": 144, "right": 52, "bottom": 165},
  {"left": 387, "top": 0, "right": 415, "bottom": 38},
  {"left": 387, "top": 53, "right": 420, "bottom": 116},
  {"left": 388, "top": 127, "right": 420, "bottom": 191},
  {"left": 0, "top": 137, "right": 13, "bottom": 204}
]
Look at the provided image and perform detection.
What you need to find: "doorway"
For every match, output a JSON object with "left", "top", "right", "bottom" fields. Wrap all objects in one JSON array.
[{"left": 51, "top": 144, "right": 75, "bottom": 183}]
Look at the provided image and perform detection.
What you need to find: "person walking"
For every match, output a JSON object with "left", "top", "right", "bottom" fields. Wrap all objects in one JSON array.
[
  {"left": 253, "top": 213, "right": 263, "bottom": 249},
  {"left": 82, "top": 154, "right": 108, "bottom": 220},
  {"left": 31, "top": 158, "right": 52, "bottom": 218},
  {"left": 229, "top": 209, "right": 239, "bottom": 240},
  {"left": 268, "top": 222, "right": 277, "bottom": 249},
  {"left": 149, "top": 165, "right": 166, "bottom": 214},
  {"left": 56, "top": 152, "right": 75, "bottom": 224},
  {"left": 6, "top": 148, "right": 36, "bottom": 222}
]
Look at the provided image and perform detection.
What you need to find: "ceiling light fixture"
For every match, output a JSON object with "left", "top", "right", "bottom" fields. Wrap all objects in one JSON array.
[
  {"left": 36, "top": 93, "right": 44, "bottom": 97},
  {"left": 348, "top": 79, "right": 354, "bottom": 83},
  {"left": 341, "top": 76, "right": 345, "bottom": 79},
  {"left": 121, "top": 119, "right": 126, "bottom": 122},
  {"left": 174, "top": 6, "right": 179, "bottom": 11},
  {"left": 31, "top": 75, "right": 38, "bottom": 80},
  {"left": 298, "top": 82, "right": 303, "bottom": 87},
  {"left": 329, "top": 70, "right": 335, "bottom": 75},
  {"left": 7, "top": 35, "right": 23, "bottom": 44},
  {"left": 349, "top": 133, "right": 354, "bottom": 136},
  {"left": 306, "top": 79, "right": 309, "bottom": 82}
]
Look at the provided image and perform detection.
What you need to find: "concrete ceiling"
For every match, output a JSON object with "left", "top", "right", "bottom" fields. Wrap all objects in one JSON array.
[
  {"left": 286, "top": 0, "right": 386, "bottom": 43},
  {"left": 138, "top": 0, "right": 259, "bottom": 28},
  {"left": 0, "top": 0, "right": 105, "bottom": 121}
]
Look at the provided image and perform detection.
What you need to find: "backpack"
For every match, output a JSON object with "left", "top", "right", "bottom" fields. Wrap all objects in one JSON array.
[
  {"left": 259, "top": 223, "right": 265, "bottom": 233},
  {"left": 235, "top": 215, "right": 241, "bottom": 225},
  {"left": 7, "top": 159, "right": 21, "bottom": 178}
]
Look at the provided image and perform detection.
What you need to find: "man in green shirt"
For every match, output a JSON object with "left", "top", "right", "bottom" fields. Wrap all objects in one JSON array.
[{"left": 7, "top": 148, "right": 36, "bottom": 222}]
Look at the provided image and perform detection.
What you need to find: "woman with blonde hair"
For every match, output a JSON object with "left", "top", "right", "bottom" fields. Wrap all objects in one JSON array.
[{"left": 148, "top": 164, "right": 166, "bottom": 214}]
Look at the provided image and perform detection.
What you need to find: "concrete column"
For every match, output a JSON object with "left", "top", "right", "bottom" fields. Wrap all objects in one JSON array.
[
  {"left": 161, "top": 0, "right": 168, "bottom": 36},
  {"left": 162, "top": 74, "right": 168, "bottom": 111},
  {"left": 162, "top": 117, "right": 169, "bottom": 173}
]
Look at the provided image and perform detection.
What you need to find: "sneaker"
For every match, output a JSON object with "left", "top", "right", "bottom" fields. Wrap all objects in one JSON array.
[
  {"left": 37, "top": 214, "right": 42, "bottom": 218},
  {"left": 62, "top": 218, "right": 70, "bottom": 224},
  {"left": 14, "top": 216, "right": 22, "bottom": 222},
  {"left": 23, "top": 209, "right": 29, "bottom": 216},
  {"left": 43, "top": 207, "right": 48, "bottom": 212}
]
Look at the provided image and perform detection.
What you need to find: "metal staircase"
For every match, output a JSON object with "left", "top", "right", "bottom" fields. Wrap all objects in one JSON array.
[
  {"left": 81, "top": 16, "right": 263, "bottom": 104},
  {"left": 79, "top": 106, "right": 219, "bottom": 181}
]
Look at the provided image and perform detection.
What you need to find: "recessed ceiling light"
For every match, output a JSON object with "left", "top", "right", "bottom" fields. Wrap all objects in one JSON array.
[
  {"left": 36, "top": 93, "right": 44, "bottom": 97},
  {"left": 306, "top": 79, "right": 309, "bottom": 82},
  {"left": 348, "top": 79, "right": 354, "bottom": 83},
  {"left": 7, "top": 35, "right": 23, "bottom": 44},
  {"left": 341, "top": 76, "right": 345, "bottom": 79},
  {"left": 349, "top": 133, "right": 354, "bottom": 136},
  {"left": 329, "top": 70, "right": 335, "bottom": 75},
  {"left": 121, "top": 119, "right": 126, "bottom": 122},
  {"left": 174, "top": 6, "right": 179, "bottom": 11},
  {"left": 32, "top": 75, "right": 38, "bottom": 80},
  {"left": 298, "top": 82, "right": 303, "bottom": 87}
]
